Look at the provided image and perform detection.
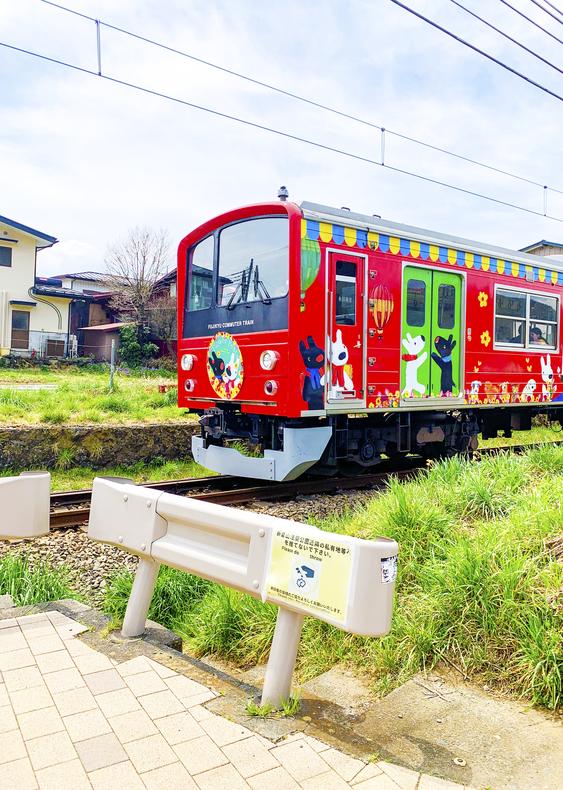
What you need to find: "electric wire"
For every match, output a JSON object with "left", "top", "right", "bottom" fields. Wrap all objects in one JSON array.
[
  {"left": 2, "top": 38, "right": 563, "bottom": 225},
  {"left": 387, "top": 0, "right": 563, "bottom": 99},
  {"left": 449, "top": 0, "right": 563, "bottom": 75},
  {"left": 526, "top": 0, "right": 563, "bottom": 24},
  {"left": 37, "top": 0, "right": 563, "bottom": 196},
  {"left": 541, "top": 0, "right": 563, "bottom": 19},
  {"left": 496, "top": 0, "right": 563, "bottom": 44}
]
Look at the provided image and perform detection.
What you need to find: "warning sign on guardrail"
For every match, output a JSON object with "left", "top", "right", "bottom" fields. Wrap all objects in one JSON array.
[{"left": 265, "top": 528, "right": 354, "bottom": 624}]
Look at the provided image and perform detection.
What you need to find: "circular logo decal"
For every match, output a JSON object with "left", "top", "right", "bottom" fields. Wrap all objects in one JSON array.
[{"left": 206, "top": 332, "right": 244, "bottom": 399}]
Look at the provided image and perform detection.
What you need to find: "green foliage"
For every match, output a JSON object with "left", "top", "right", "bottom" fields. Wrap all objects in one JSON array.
[
  {"left": 245, "top": 695, "right": 301, "bottom": 717},
  {"left": 245, "top": 700, "right": 274, "bottom": 718},
  {"left": 0, "top": 554, "right": 76, "bottom": 605},
  {"left": 55, "top": 447, "right": 76, "bottom": 470},
  {"left": 119, "top": 324, "right": 158, "bottom": 367}
]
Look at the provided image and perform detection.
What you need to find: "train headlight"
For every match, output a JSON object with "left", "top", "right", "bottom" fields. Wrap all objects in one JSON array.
[
  {"left": 181, "top": 354, "right": 196, "bottom": 371},
  {"left": 260, "top": 350, "right": 279, "bottom": 371},
  {"left": 184, "top": 379, "right": 196, "bottom": 393},
  {"left": 264, "top": 380, "right": 278, "bottom": 396}
]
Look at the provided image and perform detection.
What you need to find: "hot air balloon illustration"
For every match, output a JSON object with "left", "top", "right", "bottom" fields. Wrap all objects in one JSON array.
[
  {"left": 371, "top": 284, "right": 394, "bottom": 340},
  {"left": 300, "top": 238, "right": 321, "bottom": 298}
]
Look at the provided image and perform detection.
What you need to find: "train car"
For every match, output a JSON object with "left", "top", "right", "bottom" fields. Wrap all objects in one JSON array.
[{"left": 177, "top": 193, "right": 563, "bottom": 480}]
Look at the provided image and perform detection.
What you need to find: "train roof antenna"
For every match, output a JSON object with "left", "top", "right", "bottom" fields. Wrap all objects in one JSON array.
[{"left": 278, "top": 185, "right": 289, "bottom": 201}]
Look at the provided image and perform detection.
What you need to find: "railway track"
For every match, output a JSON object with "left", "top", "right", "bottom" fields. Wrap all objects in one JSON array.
[{"left": 49, "top": 440, "right": 563, "bottom": 529}]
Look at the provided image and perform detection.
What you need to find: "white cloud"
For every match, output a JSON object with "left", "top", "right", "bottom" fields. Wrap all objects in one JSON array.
[{"left": 1, "top": 0, "right": 562, "bottom": 278}]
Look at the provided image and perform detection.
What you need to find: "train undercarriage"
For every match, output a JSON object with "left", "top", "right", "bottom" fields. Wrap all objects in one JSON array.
[{"left": 192, "top": 405, "right": 563, "bottom": 481}]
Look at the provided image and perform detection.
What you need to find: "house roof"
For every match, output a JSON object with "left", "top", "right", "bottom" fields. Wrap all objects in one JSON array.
[
  {"left": 32, "top": 285, "right": 90, "bottom": 301},
  {"left": 79, "top": 322, "right": 126, "bottom": 331},
  {"left": 518, "top": 240, "right": 563, "bottom": 253},
  {"left": 55, "top": 271, "right": 109, "bottom": 282},
  {"left": 0, "top": 215, "right": 58, "bottom": 248}
]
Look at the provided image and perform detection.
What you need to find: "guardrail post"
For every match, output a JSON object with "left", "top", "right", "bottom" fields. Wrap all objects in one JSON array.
[
  {"left": 261, "top": 607, "right": 304, "bottom": 708},
  {"left": 121, "top": 557, "right": 160, "bottom": 638}
]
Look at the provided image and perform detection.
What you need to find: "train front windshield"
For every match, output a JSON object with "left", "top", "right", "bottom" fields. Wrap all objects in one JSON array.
[{"left": 183, "top": 216, "right": 289, "bottom": 337}]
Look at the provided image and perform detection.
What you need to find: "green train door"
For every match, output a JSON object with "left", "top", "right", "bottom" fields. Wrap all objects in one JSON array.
[{"left": 401, "top": 267, "right": 463, "bottom": 399}]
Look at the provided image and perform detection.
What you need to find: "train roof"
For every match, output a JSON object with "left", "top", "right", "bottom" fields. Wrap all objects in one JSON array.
[{"left": 300, "top": 201, "right": 563, "bottom": 274}]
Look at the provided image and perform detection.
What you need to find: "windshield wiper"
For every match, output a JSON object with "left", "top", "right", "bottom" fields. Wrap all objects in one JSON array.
[{"left": 253, "top": 264, "right": 271, "bottom": 305}]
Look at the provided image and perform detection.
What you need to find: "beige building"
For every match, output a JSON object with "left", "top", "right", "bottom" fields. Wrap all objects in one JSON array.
[{"left": 0, "top": 216, "right": 113, "bottom": 358}]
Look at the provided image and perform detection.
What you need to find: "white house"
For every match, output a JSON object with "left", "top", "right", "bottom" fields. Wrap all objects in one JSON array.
[{"left": 0, "top": 215, "right": 112, "bottom": 358}]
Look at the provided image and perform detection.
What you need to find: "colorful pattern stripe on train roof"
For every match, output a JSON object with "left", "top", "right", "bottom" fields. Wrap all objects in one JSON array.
[{"left": 300, "top": 219, "right": 563, "bottom": 286}]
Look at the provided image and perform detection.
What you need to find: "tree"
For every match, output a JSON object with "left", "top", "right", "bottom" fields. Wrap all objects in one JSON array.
[
  {"left": 104, "top": 226, "right": 171, "bottom": 364},
  {"left": 149, "top": 293, "right": 177, "bottom": 356},
  {"left": 104, "top": 226, "right": 171, "bottom": 327}
]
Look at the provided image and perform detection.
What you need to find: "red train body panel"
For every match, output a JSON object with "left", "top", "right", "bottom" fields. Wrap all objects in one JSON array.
[{"left": 177, "top": 200, "right": 563, "bottom": 480}]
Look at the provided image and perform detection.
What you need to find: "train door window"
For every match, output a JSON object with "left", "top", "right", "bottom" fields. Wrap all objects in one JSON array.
[
  {"left": 494, "top": 289, "right": 526, "bottom": 347},
  {"left": 335, "top": 260, "right": 356, "bottom": 325},
  {"left": 437, "top": 284, "right": 455, "bottom": 329},
  {"left": 188, "top": 235, "right": 214, "bottom": 312},
  {"left": 406, "top": 279, "right": 426, "bottom": 327}
]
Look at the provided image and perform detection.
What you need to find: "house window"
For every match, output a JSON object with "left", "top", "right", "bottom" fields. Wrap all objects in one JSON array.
[
  {"left": 0, "top": 247, "right": 12, "bottom": 267},
  {"left": 494, "top": 288, "right": 558, "bottom": 349},
  {"left": 11, "top": 310, "right": 30, "bottom": 350}
]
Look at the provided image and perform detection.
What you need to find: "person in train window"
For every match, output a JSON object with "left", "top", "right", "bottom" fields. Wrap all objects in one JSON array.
[{"left": 530, "top": 326, "right": 547, "bottom": 345}]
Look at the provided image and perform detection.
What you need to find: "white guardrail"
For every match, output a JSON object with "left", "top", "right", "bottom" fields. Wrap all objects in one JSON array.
[
  {"left": 88, "top": 477, "right": 399, "bottom": 707},
  {"left": 0, "top": 472, "right": 50, "bottom": 540}
]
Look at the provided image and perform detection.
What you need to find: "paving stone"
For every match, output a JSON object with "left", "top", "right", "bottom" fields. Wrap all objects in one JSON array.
[
  {"left": 182, "top": 690, "right": 218, "bottom": 707},
  {"left": 18, "top": 706, "right": 65, "bottom": 740},
  {"left": 17, "top": 614, "right": 48, "bottom": 625},
  {"left": 75, "top": 731, "right": 128, "bottom": 773},
  {"left": 35, "top": 758, "right": 91, "bottom": 790},
  {"left": 154, "top": 710, "right": 204, "bottom": 746},
  {"left": 193, "top": 763, "right": 250, "bottom": 789},
  {"left": 0, "top": 729, "right": 27, "bottom": 764},
  {"left": 26, "top": 634, "right": 66, "bottom": 655},
  {"left": 0, "top": 704, "right": 17, "bottom": 734},
  {"left": 52, "top": 686, "right": 98, "bottom": 717},
  {"left": 300, "top": 771, "right": 352, "bottom": 789},
  {"left": 222, "top": 735, "right": 280, "bottom": 778},
  {"left": 247, "top": 765, "right": 300, "bottom": 789},
  {"left": 84, "top": 668, "right": 126, "bottom": 695},
  {"left": 173, "top": 734, "right": 229, "bottom": 775},
  {"left": 64, "top": 708, "right": 112, "bottom": 742},
  {"left": 354, "top": 773, "right": 406, "bottom": 790},
  {"left": 0, "top": 682, "right": 7, "bottom": 706},
  {"left": 96, "top": 687, "right": 141, "bottom": 718},
  {"left": 141, "top": 761, "right": 198, "bottom": 789},
  {"left": 43, "top": 667, "right": 85, "bottom": 695},
  {"left": 0, "top": 757, "right": 38, "bottom": 790},
  {"left": 320, "top": 747, "right": 367, "bottom": 782},
  {"left": 117, "top": 656, "right": 154, "bottom": 677},
  {"left": 109, "top": 709, "right": 158, "bottom": 744},
  {"left": 124, "top": 733, "right": 178, "bottom": 774},
  {"left": 139, "top": 689, "right": 185, "bottom": 719},
  {"left": 269, "top": 739, "right": 331, "bottom": 782},
  {"left": 125, "top": 670, "right": 168, "bottom": 697},
  {"left": 10, "top": 684, "right": 53, "bottom": 715},
  {"left": 165, "top": 674, "right": 208, "bottom": 700},
  {"left": 199, "top": 712, "right": 254, "bottom": 746},
  {"left": 190, "top": 704, "right": 214, "bottom": 722},
  {"left": 146, "top": 658, "right": 177, "bottom": 679},
  {"left": 3, "top": 665, "right": 43, "bottom": 692},
  {"left": 72, "top": 651, "right": 114, "bottom": 675},
  {"left": 351, "top": 764, "right": 384, "bottom": 784},
  {"left": 27, "top": 730, "right": 77, "bottom": 771},
  {"left": 0, "top": 630, "right": 27, "bottom": 653},
  {"left": 35, "top": 650, "right": 75, "bottom": 675},
  {"left": 88, "top": 760, "right": 145, "bottom": 790},
  {"left": 0, "top": 618, "right": 17, "bottom": 630},
  {"left": 55, "top": 620, "right": 89, "bottom": 639},
  {"left": 304, "top": 735, "right": 332, "bottom": 753},
  {"left": 0, "top": 647, "right": 35, "bottom": 671},
  {"left": 378, "top": 761, "right": 420, "bottom": 790},
  {"left": 65, "top": 638, "right": 95, "bottom": 658},
  {"left": 418, "top": 775, "right": 465, "bottom": 790}
]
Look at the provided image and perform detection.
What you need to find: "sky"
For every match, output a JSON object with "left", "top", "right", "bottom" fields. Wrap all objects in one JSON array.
[{"left": 1, "top": 0, "right": 562, "bottom": 276}]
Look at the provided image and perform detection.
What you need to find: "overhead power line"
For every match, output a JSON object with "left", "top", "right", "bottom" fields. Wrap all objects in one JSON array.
[
  {"left": 526, "top": 0, "right": 563, "bottom": 24},
  {"left": 2, "top": 38, "right": 563, "bottom": 226},
  {"left": 496, "top": 0, "right": 563, "bottom": 44},
  {"left": 540, "top": 0, "right": 563, "bottom": 20},
  {"left": 387, "top": 0, "right": 563, "bottom": 100},
  {"left": 449, "top": 0, "right": 563, "bottom": 75},
  {"left": 38, "top": 0, "right": 563, "bottom": 197}
]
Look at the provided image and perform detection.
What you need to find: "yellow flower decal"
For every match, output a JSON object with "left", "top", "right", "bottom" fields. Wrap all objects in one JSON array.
[
  {"left": 480, "top": 330, "right": 491, "bottom": 347},
  {"left": 478, "top": 291, "right": 488, "bottom": 308}
]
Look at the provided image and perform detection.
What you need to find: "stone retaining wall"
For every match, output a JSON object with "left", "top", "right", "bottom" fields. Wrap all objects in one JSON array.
[{"left": 0, "top": 422, "right": 198, "bottom": 471}]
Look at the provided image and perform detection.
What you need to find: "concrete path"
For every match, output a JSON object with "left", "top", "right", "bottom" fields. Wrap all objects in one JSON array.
[{"left": 0, "top": 612, "right": 466, "bottom": 790}]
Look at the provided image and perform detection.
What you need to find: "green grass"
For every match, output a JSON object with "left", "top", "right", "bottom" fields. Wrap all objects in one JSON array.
[
  {"left": 104, "top": 446, "right": 562, "bottom": 710},
  {"left": 0, "top": 554, "right": 77, "bottom": 606},
  {"left": 0, "top": 366, "right": 193, "bottom": 425}
]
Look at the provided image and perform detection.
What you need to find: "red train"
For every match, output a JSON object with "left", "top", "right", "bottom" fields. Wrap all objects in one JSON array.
[{"left": 177, "top": 193, "right": 563, "bottom": 480}]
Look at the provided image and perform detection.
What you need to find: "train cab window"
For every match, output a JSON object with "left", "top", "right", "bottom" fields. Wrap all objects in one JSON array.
[
  {"left": 437, "top": 284, "right": 455, "bottom": 329},
  {"left": 495, "top": 288, "right": 558, "bottom": 349},
  {"left": 217, "top": 217, "right": 288, "bottom": 307},
  {"left": 335, "top": 260, "right": 356, "bottom": 325},
  {"left": 406, "top": 279, "right": 426, "bottom": 327},
  {"left": 188, "top": 235, "right": 214, "bottom": 311}
]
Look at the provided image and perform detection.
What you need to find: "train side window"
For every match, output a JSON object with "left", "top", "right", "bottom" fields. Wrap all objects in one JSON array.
[
  {"left": 335, "top": 260, "right": 356, "bottom": 325},
  {"left": 495, "top": 288, "right": 559, "bottom": 349},
  {"left": 188, "top": 235, "right": 214, "bottom": 312},
  {"left": 437, "top": 284, "right": 455, "bottom": 329},
  {"left": 406, "top": 279, "right": 426, "bottom": 327},
  {"left": 495, "top": 289, "right": 526, "bottom": 346}
]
